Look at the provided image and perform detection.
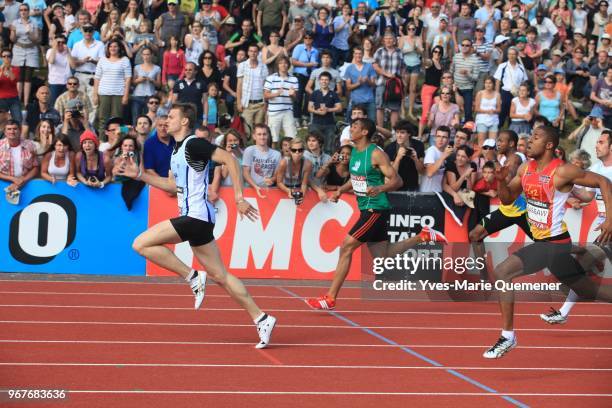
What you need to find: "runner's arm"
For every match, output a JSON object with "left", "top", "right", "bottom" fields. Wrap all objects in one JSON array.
[
  {"left": 211, "top": 147, "right": 246, "bottom": 203},
  {"left": 370, "top": 148, "right": 403, "bottom": 194},
  {"left": 496, "top": 162, "right": 526, "bottom": 205}
]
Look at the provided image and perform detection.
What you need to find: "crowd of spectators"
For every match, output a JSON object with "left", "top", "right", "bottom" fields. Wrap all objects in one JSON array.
[{"left": 0, "top": 0, "right": 609, "bottom": 209}]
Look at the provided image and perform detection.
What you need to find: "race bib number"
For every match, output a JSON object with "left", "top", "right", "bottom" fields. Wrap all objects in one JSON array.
[
  {"left": 526, "top": 199, "right": 549, "bottom": 225},
  {"left": 351, "top": 174, "right": 367, "bottom": 196}
]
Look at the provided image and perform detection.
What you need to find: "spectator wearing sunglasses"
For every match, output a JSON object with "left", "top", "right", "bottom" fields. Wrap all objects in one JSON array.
[{"left": 46, "top": 35, "right": 72, "bottom": 107}]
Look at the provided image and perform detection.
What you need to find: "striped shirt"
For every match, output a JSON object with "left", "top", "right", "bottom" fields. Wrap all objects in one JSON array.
[
  {"left": 264, "top": 73, "right": 299, "bottom": 113},
  {"left": 473, "top": 41, "right": 493, "bottom": 74},
  {"left": 94, "top": 57, "right": 132, "bottom": 96},
  {"left": 451, "top": 53, "right": 481, "bottom": 90}
]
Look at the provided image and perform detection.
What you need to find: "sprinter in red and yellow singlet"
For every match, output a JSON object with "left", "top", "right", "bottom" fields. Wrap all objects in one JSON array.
[{"left": 482, "top": 126, "right": 612, "bottom": 359}]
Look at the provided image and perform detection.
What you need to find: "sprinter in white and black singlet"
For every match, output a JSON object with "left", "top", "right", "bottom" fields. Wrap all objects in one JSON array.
[{"left": 114, "top": 103, "right": 277, "bottom": 349}]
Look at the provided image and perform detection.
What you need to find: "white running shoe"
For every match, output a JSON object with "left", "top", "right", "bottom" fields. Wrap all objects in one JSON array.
[
  {"left": 483, "top": 336, "right": 517, "bottom": 359},
  {"left": 255, "top": 314, "right": 277, "bottom": 349},
  {"left": 188, "top": 271, "right": 207, "bottom": 310},
  {"left": 540, "top": 308, "right": 568, "bottom": 324}
]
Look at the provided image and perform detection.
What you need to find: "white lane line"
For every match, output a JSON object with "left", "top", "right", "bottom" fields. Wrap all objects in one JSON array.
[
  {"left": 0, "top": 339, "right": 610, "bottom": 350},
  {"left": 56, "top": 390, "right": 612, "bottom": 397},
  {"left": 0, "top": 304, "right": 608, "bottom": 318},
  {"left": 0, "top": 320, "right": 610, "bottom": 332},
  {"left": 0, "top": 362, "right": 610, "bottom": 371}
]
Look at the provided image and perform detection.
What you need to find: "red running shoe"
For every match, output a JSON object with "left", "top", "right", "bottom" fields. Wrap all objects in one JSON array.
[
  {"left": 419, "top": 226, "right": 448, "bottom": 244},
  {"left": 305, "top": 295, "right": 336, "bottom": 310}
]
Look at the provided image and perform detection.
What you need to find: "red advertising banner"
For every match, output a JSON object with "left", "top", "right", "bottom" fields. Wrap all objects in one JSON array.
[{"left": 147, "top": 187, "right": 606, "bottom": 280}]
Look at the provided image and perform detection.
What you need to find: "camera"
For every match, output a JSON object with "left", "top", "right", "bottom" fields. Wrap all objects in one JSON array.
[
  {"left": 88, "top": 176, "right": 99, "bottom": 184},
  {"left": 338, "top": 154, "right": 345, "bottom": 161},
  {"left": 68, "top": 109, "right": 81, "bottom": 117},
  {"left": 123, "top": 151, "right": 135, "bottom": 159},
  {"left": 291, "top": 190, "right": 304, "bottom": 205},
  {"left": 230, "top": 143, "right": 238, "bottom": 149}
]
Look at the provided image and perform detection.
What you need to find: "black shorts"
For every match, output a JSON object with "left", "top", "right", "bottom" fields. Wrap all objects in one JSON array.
[
  {"left": 170, "top": 216, "right": 215, "bottom": 247},
  {"left": 481, "top": 210, "right": 533, "bottom": 240},
  {"left": 514, "top": 233, "right": 586, "bottom": 283},
  {"left": 349, "top": 210, "right": 389, "bottom": 243}
]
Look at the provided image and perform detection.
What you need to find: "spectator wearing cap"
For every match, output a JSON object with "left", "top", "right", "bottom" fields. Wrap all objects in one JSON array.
[
  {"left": 493, "top": 47, "right": 528, "bottom": 127},
  {"left": 143, "top": 115, "right": 175, "bottom": 178},
  {"left": 257, "top": 0, "right": 287, "bottom": 43},
  {"left": 534, "top": 64, "right": 549, "bottom": 92},
  {"left": 530, "top": 11, "right": 559, "bottom": 52},
  {"left": 23, "top": 86, "right": 62, "bottom": 138},
  {"left": 475, "top": 0, "right": 501, "bottom": 44},
  {"left": 284, "top": 16, "right": 306, "bottom": 54},
  {"left": 46, "top": 35, "right": 72, "bottom": 108},
  {"left": 490, "top": 34, "right": 510, "bottom": 75},
  {"left": 291, "top": 31, "right": 319, "bottom": 129},
  {"left": 0, "top": 119, "right": 39, "bottom": 193},
  {"left": 515, "top": 36, "right": 535, "bottom": 75},
  {"left": 67, "top": 10, "right": 102, "bottom": 49},
  {"left": 93, "top": 39, "right": 132, "bottom": 138},
  {"left": 154, "top": 0, "right": 187, "bottom": 49},
  {"left": 551, "top": 49, "right": 565, "bottom": 71},
  {"left": 70, "top": 21, "right": 105, "bottom": 119},
  {"left": 0, "top": 49, "right": 22, "bottom": 123},
  {"left": 10, "top": 4, "right": 41, "bottom": 108},
  {"left": 591, "top": 66, "right": 612, "bottom": 129},
  {"left": 75, "top": 129, "right": 111, "bottom": 189},
  {"left": 57, "top": 98, "right": 89, "bottom": 151},
  {"left": 225, "top": 19, "right": 263, "bottom": 58},
  {"left": 237, "top": 44, "right": 269, "bottom": 137},
  {"left": 288, "top": 0, "right": 314, "bottom": 32}
]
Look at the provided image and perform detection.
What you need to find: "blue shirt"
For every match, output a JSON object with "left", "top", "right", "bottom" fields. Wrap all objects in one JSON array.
[
  {"left": 330, "top": 16, "right": 354, "bottom": 51},
  {"left": 474, "top": 7, "right": 501, "bottom": 44},
  {"left": 68, "top": 29, "right": 102, "bottom": 49},
  {"left": 291, "top": 44, "right": 319, "bottom": 76},
  {"left": 205, "top": 97, "right": 217, "bottom": 125},
  {"left": 351, "top": 0, "right": 378, "bottom": 9},
  {"left": 343, "top": 63, "right": 376, "bottom": 104},
  {"left": 143, "top": 134, "right": 176, "bottom": 177},
  {"left": 24, "top": 0, "right": 45, "bottom": 29}
]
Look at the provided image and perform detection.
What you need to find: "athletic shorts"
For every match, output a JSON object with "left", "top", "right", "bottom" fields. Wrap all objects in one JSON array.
[
  {"left": 170, "top": 216, "right": 215, "bottom": 247},
  {"left": 481, "top": 210, "right": 533, "bottom": 240},
  {"left": 349, "top": 210, "right": 390, "bottom": 243},
  {"left": 514, "top": 233, "right": 586, "bottom": 283}
]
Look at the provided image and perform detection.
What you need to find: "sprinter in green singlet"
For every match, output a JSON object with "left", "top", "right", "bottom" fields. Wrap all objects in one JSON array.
[{"left": 306, "top": 118, "right": 448, "bottom": 310}]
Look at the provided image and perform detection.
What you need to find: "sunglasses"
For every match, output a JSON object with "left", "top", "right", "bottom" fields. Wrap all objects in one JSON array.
[
  {"left": 545, "top": 80, "right": 554, "bottom": 83},
  {"left": 433, "top": 50, "right": 441, "bottom": 54},
  {"left": 83, "top": 28, "right": 94, "bottom": 32},
  {"left": 461, "top": 43, "right": 471, "bottom": 47},
  {"left": 149, "top": 101, "right": 160, "bottom": 104},
  {"left": 441, "top": 91, "right": 451, "bottom": 95},
  {"left": 203, "top": 56, "right": 212, "bottom": 59},
  {"left": 291, "top": 148, "right": 305, "bottom": 153},
  {"left": 482, "top": 146, "right": 495, "bottom": 150},
  {"left": 408, "top": 27, "right": 416, "bottom": 31},
  {"left": 2, "top": 54, "right": 11, "bottom": 58},
  {"left": 57, "top": 41, "right": 65, "bottom": 44},
  {"left": 67, "top": 82, "right": 78, "bottom": 85}
]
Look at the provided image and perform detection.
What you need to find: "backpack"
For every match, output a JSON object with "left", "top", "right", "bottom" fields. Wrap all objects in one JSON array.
[{"left": 384, "top": 76, "right": 404, "bottom": 104}]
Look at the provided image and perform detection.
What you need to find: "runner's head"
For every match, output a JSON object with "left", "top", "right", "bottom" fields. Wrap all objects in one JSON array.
[
  {"left": 527, "top": 126, "right": 559, "bottom": 159},
  {"left": 350, "top": 118, "right": 376, "bottom": 143},
  {"left": 497, "top": 130, "right": 518, "bottom": 154},
  {"left": 168, "top": 103, "right": 197, "bottom": 135},
  {"left": 596, "top": 130, "right": 612, "bottom": 161}
]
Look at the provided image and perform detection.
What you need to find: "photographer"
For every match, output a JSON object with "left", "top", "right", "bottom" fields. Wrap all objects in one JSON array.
[
  {"left": 54, "top": 76, "right": 92, "bottom": 121},
  {"left": 318, "top": 144, "right": 352, "bottom": 191},
  {"left": 384, "top": 120, "right": 424, "bottom": 192},
  {"left": 111, "top": 133, "right": 145, "bottom": 210},
  {"left": 213, "top": 130, "right": 245, "bottom": 188},
  {"left": 276, "top": 138, "right": 311, "bottom": 205},
  {"left": 57, "top": 99, "right": 90, "bottom": 151}
]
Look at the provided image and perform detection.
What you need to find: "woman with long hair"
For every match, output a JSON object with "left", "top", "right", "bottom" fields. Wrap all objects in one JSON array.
[
  {"left": 121, "top": 0, "right": 144, "bottom": 45},
  {"left": 474, "top": 76, "right": 501, "bottom": 146},
  {"left": 131, "top": 46, "right": 161, "bottom": 123},
  {"left": 41, "top": 134, "right": 77, "bottom": 186},
  {"left": 262, "top": 30, "right": 288, "bottom": 73},
  {"left": 93, "top": 39, "right": 132, "bottom": 138},
  {"left": 509, "top": 83, "right": 536, "bottom": 135},
  {"left": 93, "top": 0, "right": 115, "bottom": 29},
  {"left": 427, "top": 85, "right": 460, "bottom": 144},
  {"left": 443, "top": 146, "right": 477, "bottom": 207},
  {"left": 44, "top": 3, "right": 67, "bottom": 40},
  {"left": 111, "top": 134, "right": 146, "bottom": 210},
  {"left": 162, "top": 35, "right": 185, "bottom": 90},
  {"left": 215, "top": 130, "right": 245, "bottom": 187},
  {"left": 399, "top": 21, "right": 424, "bottom": 120},
  {"left": 197, "top": 50, "right": 222, "bottom": 92},
  {"left": 313, "top": 7, "right": 334, "bottom": 52},
  {"left": 0, "top": 49, "right": 22, "bottom": 123},
  {"left": 362, "top": 36, "right": 376, "bottom": 64},
  {"left": 550, "top": 0, "right": 572, "bottom": 44},
  {"left": 10, "top": 4, "right": 40, "bottom": 108},
  {"left": 101, "top": 8, "right": 121, "bottom": 43},
  {"left": 184, "top": 21, "right": 206, "bottom": 66},
  {"left": 319, "top": 144, "right": 352, "bottom": 191},
  {"left": 419, "top": 45, "right": 443, "bottom": 140},
  {"left": 33, "top": 119, "right": 55, "bottom": 157}
]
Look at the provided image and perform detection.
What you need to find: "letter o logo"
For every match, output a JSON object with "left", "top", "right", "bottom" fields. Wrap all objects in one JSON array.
[{"left": 9, "top": 195, "right": 77, "bottom": 265}]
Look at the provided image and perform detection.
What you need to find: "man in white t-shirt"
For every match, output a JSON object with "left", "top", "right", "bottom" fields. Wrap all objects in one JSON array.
[
  {"left": 530, "top": 11, "right": 559, "bottom": 51},
  {"left": 420, "top": 125, "right": 453, "bottom": 193},
  {"left": 242, "top": 124, "right": 281, "bottom": 197},
  {"left": 46, "top": 36, "right": 72, "bottom": 107}
]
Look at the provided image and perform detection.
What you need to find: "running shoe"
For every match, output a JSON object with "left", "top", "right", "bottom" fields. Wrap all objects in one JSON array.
[
  {"left": 540, "top": 307, "right": 568, "bottom": 325},
  {"left": 188, "top": 270, "right": 207, "bottom": 310},
  {"left": 305, "top": 295, "right": 336, "bottom": 310},
  {"left": 255, "top": 314, "right": 277, "bottom": 349},
  {"left": 483, "top": 336, "right": 517, "bottom": 359},
  {"left": 419, "top": 226, "right": 449, "bottom": 244}
]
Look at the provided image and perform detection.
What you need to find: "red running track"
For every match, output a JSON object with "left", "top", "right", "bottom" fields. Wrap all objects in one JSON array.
[{"left": 0, "top": 278, "right": 611, "bottom": 408}]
